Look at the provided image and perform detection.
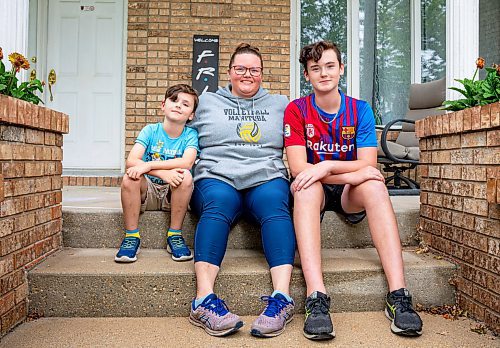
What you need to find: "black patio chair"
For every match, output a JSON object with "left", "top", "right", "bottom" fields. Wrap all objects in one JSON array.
[{"left": 378, "top": 78, "right": 446, "bottom": 195}]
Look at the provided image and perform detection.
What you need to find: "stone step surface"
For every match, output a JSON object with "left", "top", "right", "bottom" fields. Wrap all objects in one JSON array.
[
  {"left": 28, "top": 247, "right": 455, "bottom": 318},
  {"left": 62, "top": 187, "right": 420, "bottom": 249},
  {"left": 2, "top": 314, "right": 497, "bottom": 348}
]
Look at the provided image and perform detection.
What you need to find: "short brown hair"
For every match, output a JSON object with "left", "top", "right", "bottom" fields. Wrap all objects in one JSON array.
[
  {"left": 229, "top": 43, "right": 263, "bottom": 69},
  {"left": 164, "top": 84, "right": 199, "bottom": 113},
  {"left": 299, "top": 41, "right": 342, "bottom": 72}
]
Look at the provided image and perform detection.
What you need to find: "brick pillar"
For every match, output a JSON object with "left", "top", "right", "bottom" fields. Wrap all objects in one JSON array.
[
  {"left": 416, "top": 101, "right": 500, "bottom": 334},
  {"left": 0, "top": 95, "right": 69, "bottom": 336}
]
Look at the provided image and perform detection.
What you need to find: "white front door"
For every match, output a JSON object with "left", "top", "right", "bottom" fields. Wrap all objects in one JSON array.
[{"left": 45, "top": 0, "right": 124, "bottom": 169}]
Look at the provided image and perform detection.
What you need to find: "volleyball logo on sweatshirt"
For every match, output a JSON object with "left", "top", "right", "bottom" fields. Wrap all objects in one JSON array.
[{"left": 237, "top": 122, "right": 261, "bottom": 143}]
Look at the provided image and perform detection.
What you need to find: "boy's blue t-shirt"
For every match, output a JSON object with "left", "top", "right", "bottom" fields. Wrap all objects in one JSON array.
[{"left": 135, "top": 122, "right": 199, "bottom": 184}]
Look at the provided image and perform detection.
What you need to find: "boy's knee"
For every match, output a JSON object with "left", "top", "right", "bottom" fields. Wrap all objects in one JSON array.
[
  {"left": 181, "top": 170, "right": 193, "bottom": 185},
  {"left": 172, "top": 170, "right": 193, "bottom": 190},
  {"left": 121, "top": 174, "right": 141, "bottom": 189}
]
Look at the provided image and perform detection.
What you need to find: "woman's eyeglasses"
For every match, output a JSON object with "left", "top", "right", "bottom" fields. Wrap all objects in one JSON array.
[{"left": 231, "top": 66, "right": 263, "bottom": 77}]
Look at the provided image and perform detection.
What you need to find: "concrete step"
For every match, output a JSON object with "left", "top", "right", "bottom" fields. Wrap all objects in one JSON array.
[
  {"left": 2, "top": 313, "right": 497, "bottom": 348},
  {"left": 62, "top": 186, "right": 420, "bottom": 250},
  {"left": 62, "top": 208, "right": 420, "bottom": 250},
  {"left": 28, "top": 247, "right": 455, "bottom": 318}
]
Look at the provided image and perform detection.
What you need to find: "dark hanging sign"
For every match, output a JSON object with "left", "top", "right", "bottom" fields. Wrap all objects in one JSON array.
[{"left": 192, "top": 35, "right": 219, "bottom": 95}]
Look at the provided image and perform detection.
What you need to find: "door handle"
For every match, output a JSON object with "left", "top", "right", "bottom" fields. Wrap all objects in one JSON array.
[{"left": 48, "top": 69, "right": 56, "bottom": 101}]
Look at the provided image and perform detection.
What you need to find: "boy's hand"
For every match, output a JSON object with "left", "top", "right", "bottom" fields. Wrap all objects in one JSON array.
[
  {"left": 158, "top": 168, "right": 185, "bottom": 188},
  {"left": 348, "top": 166, "right": 385, "bottom": 186},
  {"left": 292, "top": 162, "right": 330, "bottom": 191},
  {"left": 126, "top": 163, "right": 152, "bottom": 180}
]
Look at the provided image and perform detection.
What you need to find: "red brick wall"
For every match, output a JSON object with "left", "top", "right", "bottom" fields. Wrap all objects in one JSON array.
[
  {"left": 125, "top": 0, "right": 291, "bottom": 159},
  {"left": 416, "top": 102, "right": 500, "bottom": 333},
  {"left": 0, "top": 95, "right": 69, "bottom": 336}
]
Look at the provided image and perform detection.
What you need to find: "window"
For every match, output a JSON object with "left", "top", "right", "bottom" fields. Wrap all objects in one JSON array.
[
  {"left": 300, "top": 0, "right": 347, "bottom": 96},
  {"left": 421, "top": 0, "right": 446, "bottom": 82},
  {"left": 296, "top": 0, "right": 446, "bottom": 124}
]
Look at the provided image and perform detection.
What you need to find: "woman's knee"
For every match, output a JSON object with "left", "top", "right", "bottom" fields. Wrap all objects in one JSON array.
[{"left": 195, "top": 180, "right": 242, "bottom": 222}]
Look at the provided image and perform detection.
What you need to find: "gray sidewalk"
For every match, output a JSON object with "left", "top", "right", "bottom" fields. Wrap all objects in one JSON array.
[{"left": 1, "top": 313, "right": 496, "bottom": 348}]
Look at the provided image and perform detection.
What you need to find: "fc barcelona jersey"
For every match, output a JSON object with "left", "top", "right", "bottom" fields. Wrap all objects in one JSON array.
[{"left": 284, "top": 90, "right": 377, "bottom": 164}]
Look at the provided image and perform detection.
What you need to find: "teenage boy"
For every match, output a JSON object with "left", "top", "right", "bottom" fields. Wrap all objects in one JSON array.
[
  {"left": 115, "top": 84, "right": 199, "bottom": 263},
  {"left": 284, "top": 41, "right": 423, "bottom": 340}
]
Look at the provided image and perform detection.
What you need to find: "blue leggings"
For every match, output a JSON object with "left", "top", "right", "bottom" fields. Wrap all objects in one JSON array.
[{"left": 191, "top": 178, "right": 296, "bottom": 268}]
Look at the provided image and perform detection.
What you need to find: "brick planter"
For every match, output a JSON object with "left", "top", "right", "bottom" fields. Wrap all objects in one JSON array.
[
  {"left": 0, "top": 95, "right": 69, "bottom": 336},
  {"left": 416, "top": 102, "right": 499, "bottom": 333}
]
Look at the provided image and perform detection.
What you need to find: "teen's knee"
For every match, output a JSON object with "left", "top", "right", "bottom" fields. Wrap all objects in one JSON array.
[
  {"left": 357, "top": 179, "right": 388, "bottom": 197},
  {"left": 292, "top": 181, "right": 323, "bottom": 202}
]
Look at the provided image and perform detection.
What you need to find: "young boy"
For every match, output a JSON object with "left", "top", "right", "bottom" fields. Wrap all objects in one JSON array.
[
  {"left": 284, "top": 41, "right": 423, "bottom": 340},
  {"left": 115, "top": 84, "right": 199, "bottom": 263}
]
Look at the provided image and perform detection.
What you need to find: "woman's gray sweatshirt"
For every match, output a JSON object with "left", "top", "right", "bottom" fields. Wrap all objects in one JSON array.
[{"left": 189, "top": 84, "right": 289, "bottom": 190}]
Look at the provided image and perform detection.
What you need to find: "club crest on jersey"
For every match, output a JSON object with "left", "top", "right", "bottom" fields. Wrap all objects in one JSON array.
[
  {"left": 341, "top": 126, "right": 355, "bottom": 140},
  {"left": 306, "top": 124, "right": 315, "bottom": 138}
]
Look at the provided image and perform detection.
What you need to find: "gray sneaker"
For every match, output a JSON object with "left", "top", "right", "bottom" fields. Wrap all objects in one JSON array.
[
  {"left": 251, "top": 293, "right": 295, "bottom": 338},
  {"left": 189, "top": 294, "right": 244, "bottom": 337}
]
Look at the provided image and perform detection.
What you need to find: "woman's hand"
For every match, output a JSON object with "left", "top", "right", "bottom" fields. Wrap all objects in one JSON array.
[
  {"left": 157, "top": 168, "right": 185, "bottom": 188},
  {"left": 347, "top": 166, "right": 385, "bottom": 186},
  {"left": 292, "top": 162, "right": 331, "bottom": 192},
  {"left": 126, "top": 163, "right": 152, "bottom": 180}
]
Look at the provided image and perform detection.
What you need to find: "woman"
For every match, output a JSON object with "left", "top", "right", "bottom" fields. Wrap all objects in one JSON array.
[{"left": 188, "top": 43, "right": 296, "bottom": 338}]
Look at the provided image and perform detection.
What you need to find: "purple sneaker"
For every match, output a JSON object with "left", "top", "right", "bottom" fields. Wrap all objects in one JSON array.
[
  {"left": 251, "top": 293, "right": 295, "bottom": 338},
  {"left": 189, "top": 294, "right": 244, "bottom": 337}
]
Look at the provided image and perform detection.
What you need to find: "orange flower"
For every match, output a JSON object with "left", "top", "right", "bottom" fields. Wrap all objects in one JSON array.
[
  {"left": 0, "top": 47, "right": 3, "bottom": 60},
  {"left": 475, "top": 57, "right": 485, "bottom": 69},
  {"left": 8, "top": 52, "right": 30, "bottom": 72},
  {"left": 493, "top": 63, "right": 500, "bottom": 76}
]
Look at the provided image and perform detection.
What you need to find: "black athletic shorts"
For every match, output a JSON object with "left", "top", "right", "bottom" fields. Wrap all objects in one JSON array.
[{"left": 321, "top": 184, "right": 366, "bottom": 224}]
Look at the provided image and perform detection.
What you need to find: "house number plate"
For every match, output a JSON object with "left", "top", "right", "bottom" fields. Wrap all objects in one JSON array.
[{"left": 81, "top": 6, "right": 95, "bottom": 11}]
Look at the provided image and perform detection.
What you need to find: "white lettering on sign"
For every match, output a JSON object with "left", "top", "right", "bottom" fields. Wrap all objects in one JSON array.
[
  {"left": 196, "top": 67, "right": 215, "bottom": 80},
  {"left": 81, "top": 6, "right": 95, "bottom": 11},
  {"left": 194, "top": 38, "right": 219, "bottom": 43},
  {"left": 197, "top": 50, "right": 215, "bottom": 63}
]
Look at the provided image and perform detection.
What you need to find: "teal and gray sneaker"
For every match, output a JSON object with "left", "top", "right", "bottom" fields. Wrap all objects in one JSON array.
[
  {"left": 166, "top": 235, "right": 193, "bottom": 261},
  {"left": 385, "top": 288, "right": 423, "bottom": 336},
  {"left": 251, "top": 293, "right": 295, "bottom": 338},
  {"left": 114, "top": 236, "right": 140, "bottom": 263},
  {"left": 303, "top": 291, "right": 335, "bottom": 340},
  {"left": 189, "top": 294, "right": 244, "bottom": 336}
]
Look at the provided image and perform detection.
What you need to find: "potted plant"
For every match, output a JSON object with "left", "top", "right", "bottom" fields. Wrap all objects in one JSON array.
[
  {"left": 0, "top": 47, "right": 44, "bottom": 104},
  {"left": 442, "top": 57, "right": 500, "bottom": 111}
]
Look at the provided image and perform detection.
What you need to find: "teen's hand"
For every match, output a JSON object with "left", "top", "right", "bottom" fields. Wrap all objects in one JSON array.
[
  {"left": 292, "top": 162, "right": 330, "bottom": 191},
  {"left": 159, "top": 168, "right": 185, "bottom": 188},
  {"left": 126, "top": 163, "right": 151, "bottom": 180},
  {"left": 348, "top": 166, "right": 385, "bottom": 186}
]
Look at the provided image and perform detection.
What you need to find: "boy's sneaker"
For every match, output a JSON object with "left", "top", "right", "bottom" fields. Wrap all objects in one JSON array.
[
  {"left": 189, "top": 294, "right": 244, "bottom": 336},
  {"left": 114, "top": 236, "right": 141, "bottom": 263},
  {"left": 303, "top": 291, "right": 335, "bottom": 340},
  {"left": 166, "top": 235, "right": 193, "bottom": 261},
  {"left": 385, "top": 288, "right": 423, "bottom": 336},
  {"left": 251, "top": 293, "right": 295, "bottom": 338}
]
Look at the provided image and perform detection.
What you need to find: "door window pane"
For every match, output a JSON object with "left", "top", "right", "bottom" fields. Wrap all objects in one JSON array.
[
  {"left": 421, "top": 0, "right": 446, "bottom": 82},
  {"left": 359, "top": 0, "right": 411, "bottom": 124},
  {"left": 300, "top": 0, "right": 348, "bottom": 96}
]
